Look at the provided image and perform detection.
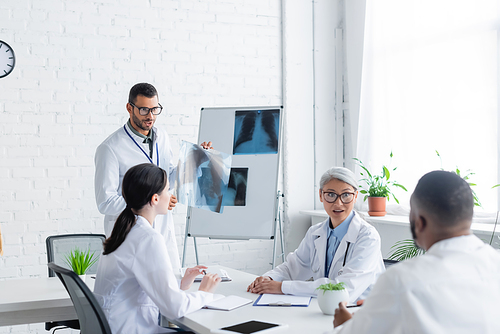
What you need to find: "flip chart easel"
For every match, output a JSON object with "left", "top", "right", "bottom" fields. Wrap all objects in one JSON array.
[{"left": 181, "top": 106, "right": 285, "bottom": 269}]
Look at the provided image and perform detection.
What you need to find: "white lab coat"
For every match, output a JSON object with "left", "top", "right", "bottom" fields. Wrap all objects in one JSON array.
[
  {"left": 94, "top": 216, "right": 216, "bottom": 334},
  {"left": 94, "top": 124, "right": 180, "bottom": 273},
  {"left": 264, "top": 212, "right": 385, "bottom": 303},
  {"left": 332, "top": 234, "right": 500, "bottom": 334}
]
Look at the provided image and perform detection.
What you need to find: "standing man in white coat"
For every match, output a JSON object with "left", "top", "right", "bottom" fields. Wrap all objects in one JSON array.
[
  {"left": 247, "top": 167, "right": 385, "bottom": 303},
  {"left": 332, "top": 170, "right": 500, "bottom": 333},
  {"left": 94, "top": 83, "right": 211, "bottom": 275}
]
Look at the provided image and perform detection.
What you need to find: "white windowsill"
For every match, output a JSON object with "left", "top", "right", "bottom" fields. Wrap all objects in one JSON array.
[{"left": 299, "top": 210, "right": 500, "bottom": 234}]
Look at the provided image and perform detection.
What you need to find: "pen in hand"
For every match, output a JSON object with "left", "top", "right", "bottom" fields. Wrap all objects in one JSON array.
[{"left": 202, "top": 270, "right": 207, "bottom": 275}]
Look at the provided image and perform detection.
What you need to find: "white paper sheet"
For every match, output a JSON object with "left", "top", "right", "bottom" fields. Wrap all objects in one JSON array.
[{"left": 254, "top": 294, "right": 311, "bottom": 306}]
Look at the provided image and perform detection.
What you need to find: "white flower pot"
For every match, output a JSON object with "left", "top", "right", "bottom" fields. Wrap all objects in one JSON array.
[
  {"left": 316, "top": 289, "right": 349, "bottom": 315},
  {"left": 78, "top": 274, "right": 86, "bottom": 283}
]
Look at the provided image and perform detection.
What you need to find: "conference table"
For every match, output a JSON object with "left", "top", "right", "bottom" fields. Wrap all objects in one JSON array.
[
  {"left": 171, "top": 266, "right": 334, "bottom": 333},
  {"left": 0, "top": 275, "right": 93, "bottom": 327},
  {"left": 0, "top": 266, "right": 335, "bottom": 333}
]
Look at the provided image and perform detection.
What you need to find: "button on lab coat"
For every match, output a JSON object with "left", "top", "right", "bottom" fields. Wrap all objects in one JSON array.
[
  {"left": 264, "top": 212, "right": 385, "bottom": 303},
  {"left": 94, "top": 125, "right": 180, "bottom": 273},
  {"left": 94, "top": 216, "right": 216, "bottom": 334},
  {"left": 332, "top": 235, "right": 500, "bottom": 334}
]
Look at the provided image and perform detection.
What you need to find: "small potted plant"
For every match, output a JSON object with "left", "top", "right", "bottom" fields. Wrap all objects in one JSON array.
[
  {"left": 316, "top": 282, "right": 349, "bottom": 315},
  {"left": 65, "top": 247, "right": 99, "bottom": 282},
  {"left": 354, "top": 152, "right": 407, "bottom": 216}
]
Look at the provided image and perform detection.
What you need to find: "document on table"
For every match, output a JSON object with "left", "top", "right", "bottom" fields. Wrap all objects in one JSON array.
[
  {"left": 253, "top": 294, "right": 311, "bottom": 307},
  {"left": 181, "top": 267, "right": 232, "bottom": 282},
  {"left": 204, "top": 295, "right": 253, "bottom": 311}
]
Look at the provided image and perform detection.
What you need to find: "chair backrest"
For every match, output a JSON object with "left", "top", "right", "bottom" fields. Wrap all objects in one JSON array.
[
  {"left": 383, "top": 259, "right": 399, "bottom": 268},
  {"left": 46, "top": 234, "right": 106, "bottom": 277},
  {"left": 48, "top": 262, "right": 112, "bottom": 334}
]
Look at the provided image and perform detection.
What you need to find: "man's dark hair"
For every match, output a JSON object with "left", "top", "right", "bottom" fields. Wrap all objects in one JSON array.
[
  {"left": 128, "top": 83, "right": 158, "bottom": 104},
  {"left": 413, "top": 170, "right": 473, "bottom": 226}
]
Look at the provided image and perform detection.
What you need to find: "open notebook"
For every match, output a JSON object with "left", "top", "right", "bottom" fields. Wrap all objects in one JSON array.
[{"left": 180, "top": 267, "right": 232, "bottom": 282}]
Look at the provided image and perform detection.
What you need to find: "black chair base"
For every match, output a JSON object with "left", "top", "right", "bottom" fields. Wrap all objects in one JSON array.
[{"left": 45, "top": 319, "right": 80, "bottom": 332}]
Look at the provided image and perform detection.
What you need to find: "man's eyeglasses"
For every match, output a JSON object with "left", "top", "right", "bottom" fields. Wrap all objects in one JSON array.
[
  {"left": 129, "top": 102, "right": 163, "bottom": 116},
  {"left": 322, "top": 191, "right": 356, "bottom": 204}
]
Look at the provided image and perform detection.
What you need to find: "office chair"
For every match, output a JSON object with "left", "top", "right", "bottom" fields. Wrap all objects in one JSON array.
[
  {"left": 48, "top": 262, "right": 112, "bottom": 334},
  {"left": 383, "top": 259, "right": 399, "bottom": 268},
  {"left": 45, "top": 234, "right": 106, "bottom": 332}
]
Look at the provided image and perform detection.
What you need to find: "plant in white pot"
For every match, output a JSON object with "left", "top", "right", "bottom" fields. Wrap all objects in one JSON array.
[
  {"left": 64, "top": 247, "right": 99, "bottom": 282},
  {"left": 316, "top": 282, "right": 349, "bottom": 315},
  {"left": 354, "top": 152, "right": 407, "bottom": 216}
]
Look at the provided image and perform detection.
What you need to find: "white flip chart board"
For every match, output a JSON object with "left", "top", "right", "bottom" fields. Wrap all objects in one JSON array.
[{"left": 188, "top": 106, "right": 283, "bottom": 239}]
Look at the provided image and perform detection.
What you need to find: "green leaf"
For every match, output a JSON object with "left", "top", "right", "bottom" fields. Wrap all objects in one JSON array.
[
  {"left": 393, "top": 183, "right": 408, "bottom": 192},
  {"left": 65, "top": 247, "right": 99, "bottom": 275},
  {"left": 388, "top": 239, "right": 425, "bottom": 261},
  {"left": 392, "top": 193, "right": 400, "bottom": 204},
  {"left": 316, "top": 282, "right": 346, "bottom": 293},
  {"left": 383, "top": 166, "right": 390, "bottom": 181}
]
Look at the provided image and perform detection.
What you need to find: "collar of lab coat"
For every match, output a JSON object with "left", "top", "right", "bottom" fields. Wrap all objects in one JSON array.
[
  {"left": 134, "top": 215, "right": 154, "bottom": 229},
  {"left": 125, "top": 122, "right": 158, "bottom": 145},
  {"left": 426, "top": 234, "right": 483, "bottom": 255},
  {"left": 312, "top": 211, "right": 364, "bottom": 276}
]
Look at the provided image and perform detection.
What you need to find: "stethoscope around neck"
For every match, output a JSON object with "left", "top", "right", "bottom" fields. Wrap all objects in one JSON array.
[{"left": 337, "top": 241, "right": 351, "bottom": 276}]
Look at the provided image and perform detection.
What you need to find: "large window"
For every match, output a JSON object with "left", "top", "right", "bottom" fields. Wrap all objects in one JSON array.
[{"left": 355, "top": 0, "right": 499, "bottom": 213}]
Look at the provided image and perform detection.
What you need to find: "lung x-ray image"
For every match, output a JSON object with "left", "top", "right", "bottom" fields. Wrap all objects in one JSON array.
[
  {"left": 222, "top": 168, "right": 248, "bottom": 206},
  {"left": 176, "top": 141, "right": 232, "bottom": 213},
  {"left": 233, "top": 109, "right": 280, "bottom": 155}
]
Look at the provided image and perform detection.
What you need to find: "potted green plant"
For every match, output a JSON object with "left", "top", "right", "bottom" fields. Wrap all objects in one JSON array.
[
  {"left": 65, "top": 247, "right": 99, "bottom": 281},
  {"left": 316, "top": 282, "right": 349, "bottom": 315},
  {"left": 354, "top": 152, "right": 407, "bottom": 216}
]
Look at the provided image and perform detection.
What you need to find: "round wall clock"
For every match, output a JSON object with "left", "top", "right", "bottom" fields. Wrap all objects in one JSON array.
[{"left": 0, "top": 40, "right": 16, "bottom": 78}]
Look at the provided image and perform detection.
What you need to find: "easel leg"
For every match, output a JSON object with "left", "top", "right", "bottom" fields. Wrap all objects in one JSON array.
[
  {"left": 182, "top": 219, "right": 189, "bottom": 268},
  {"left": 271, "top": 191, "right": 285, "bottom": 269},
  {"left": 193, "top": 237, "right": 199, "bottom": 266},
  {"left": 278, "top": 207, "right": 285, "bottom": 263},
  {"left": 182, "top": 207, "right": 200, "bottom": 267}
]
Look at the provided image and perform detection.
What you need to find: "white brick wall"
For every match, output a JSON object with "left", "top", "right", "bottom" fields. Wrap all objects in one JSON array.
[{"left": 0, "top": 0, "right": 282, "bottom": 331}]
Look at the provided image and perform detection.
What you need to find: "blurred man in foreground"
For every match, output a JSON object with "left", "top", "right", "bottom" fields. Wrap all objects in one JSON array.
[{"left": 333, "top": 170, "right": 500, "bottom": 333}]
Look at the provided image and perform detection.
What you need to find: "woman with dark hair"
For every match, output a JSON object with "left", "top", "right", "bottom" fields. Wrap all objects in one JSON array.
[{"left": 94, "top": 163, "right": 221, "bottom": 333}]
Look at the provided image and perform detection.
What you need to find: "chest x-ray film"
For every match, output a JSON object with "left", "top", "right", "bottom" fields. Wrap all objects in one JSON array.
[
  {"left": 233, "top": 109, "right": 280, "bottom": 155},
  {"left": 176, "top": 141, "right": 231, "bottom": 213},
  {"left": 221, "top": 167, "right": 248, "bottom": 206}
]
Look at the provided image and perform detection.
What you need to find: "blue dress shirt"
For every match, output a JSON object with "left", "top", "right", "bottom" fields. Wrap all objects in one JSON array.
[{"left": 325, "top": 211, "right": 354, "bottom": 277}]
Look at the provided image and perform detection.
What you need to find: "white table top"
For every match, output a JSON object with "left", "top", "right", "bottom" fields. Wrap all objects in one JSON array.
[
  {"left": 0, "top": 269, "right": 334, "bottom": 333},
  {"left": 174, "top": 266, "right": 334, "bottom": 334},
  {"left": 0, "top": 276, "right": 94, "bottom": 327}
]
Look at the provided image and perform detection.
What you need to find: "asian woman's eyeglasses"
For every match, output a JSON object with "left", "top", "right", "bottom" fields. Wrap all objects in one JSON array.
[{"left": 321, "top": 191, "right": 355, "bottom": 204}]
